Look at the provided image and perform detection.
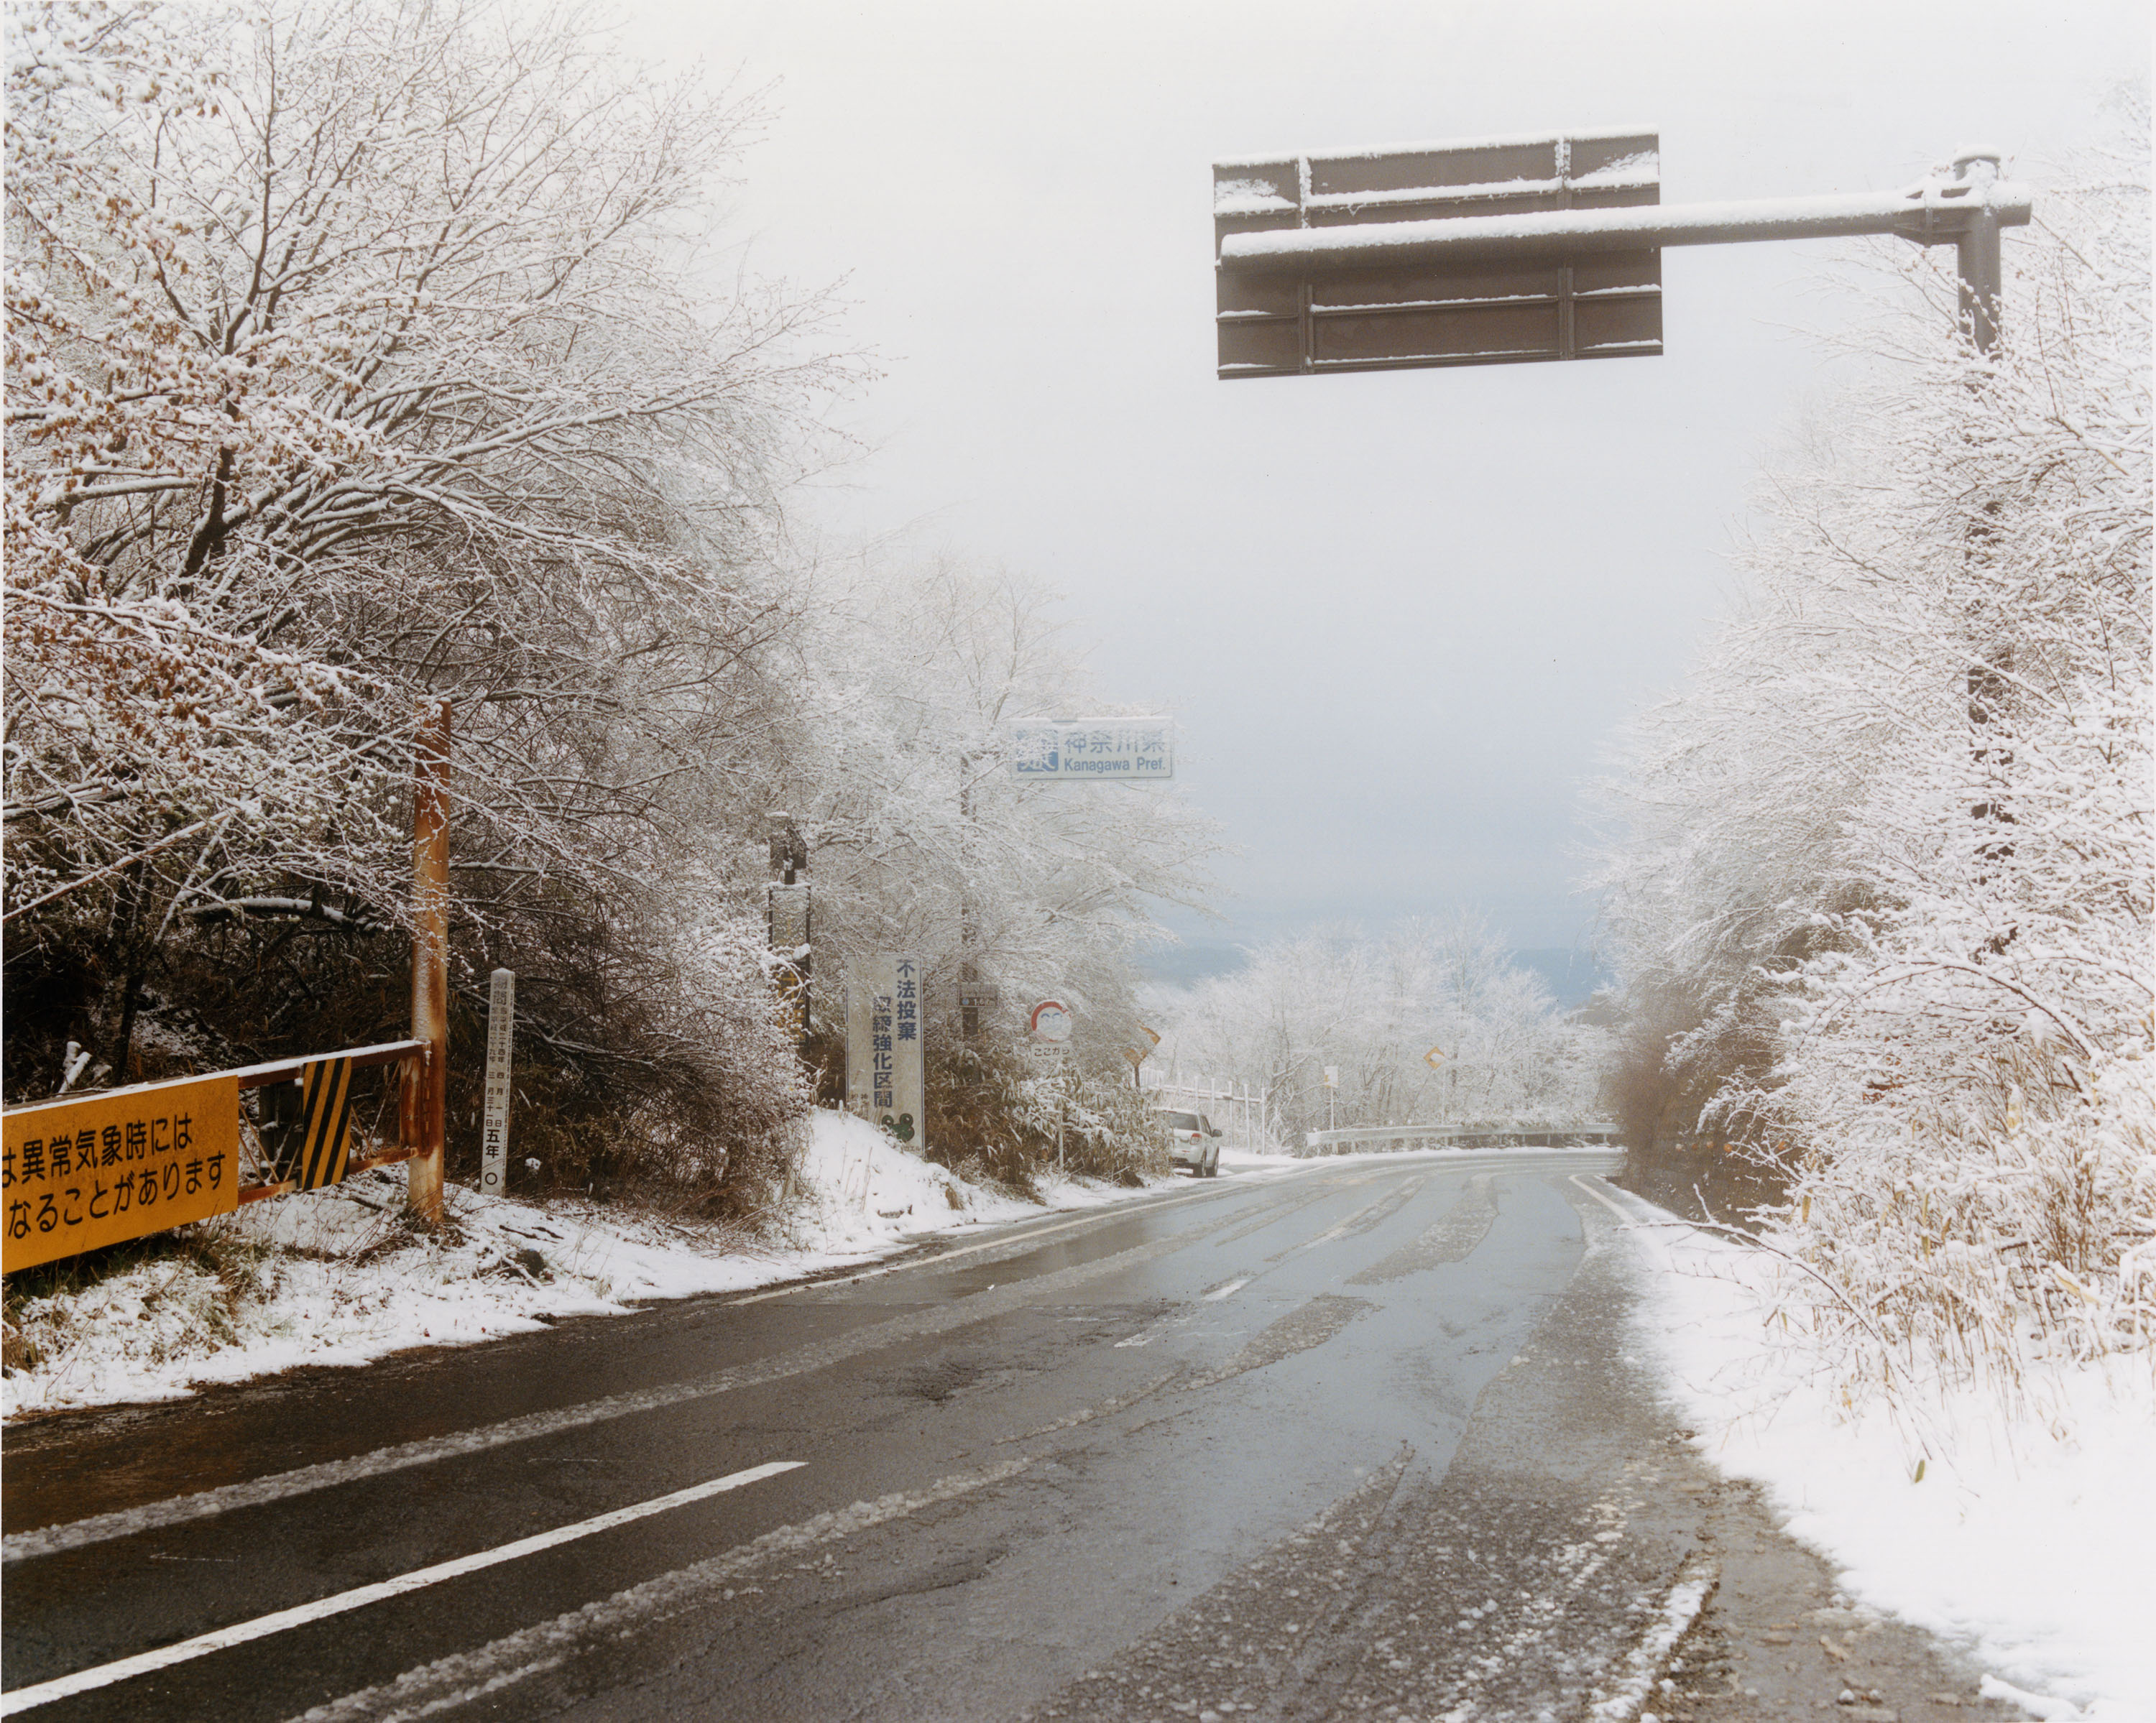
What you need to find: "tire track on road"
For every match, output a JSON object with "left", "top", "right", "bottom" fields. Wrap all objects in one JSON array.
[{"left": 1348, "top": 1176, "right": 1498, "bottom": 1284}]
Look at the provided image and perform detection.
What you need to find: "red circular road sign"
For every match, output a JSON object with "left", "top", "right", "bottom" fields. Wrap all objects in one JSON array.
[{"left": 1028, "top": 1000, "right": 1073, "bottom": 1045}]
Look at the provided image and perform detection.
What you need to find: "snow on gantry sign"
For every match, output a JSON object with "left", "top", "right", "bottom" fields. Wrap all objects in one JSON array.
[
  {"left": 1212, "top": 129, "right": 1662, "bottom": 378},
  {"left": 1008, "top": 717, "right": 1173, "bottom": 781}
]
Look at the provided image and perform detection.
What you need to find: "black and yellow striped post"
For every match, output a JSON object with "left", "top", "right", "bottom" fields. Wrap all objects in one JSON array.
[{"left": 287, "top": 1058, "right": 358, "bottom": 1191}]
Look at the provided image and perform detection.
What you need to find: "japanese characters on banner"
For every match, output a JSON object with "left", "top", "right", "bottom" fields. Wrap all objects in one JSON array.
[
  {"left": 1007, "top": 717, "right": 1174, "bottom": 781},
  {"left": 856, "top": 951, "right": 925, "bottom": 1148},
  {"left": 2, "top": 1074, "right": 241, "bottom": 1272},
  {"left": 479, "top": 969, "right": 515, "bottom": 1198}
]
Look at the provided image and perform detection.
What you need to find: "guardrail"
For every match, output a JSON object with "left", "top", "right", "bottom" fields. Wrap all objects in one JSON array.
[
  {"left": 226, "top": 1040, "right": 430, "bottom": 1203},
  {"left": 1302, "top": 1124, "right": 1623, "bottom": 1156},
  {"left": 3, "top": 1039, "right": 428, "bottom": 1273}
]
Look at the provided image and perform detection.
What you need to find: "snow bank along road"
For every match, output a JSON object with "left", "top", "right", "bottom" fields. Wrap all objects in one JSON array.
[{"left": 0, "top": 1152, "right": 1999, "bottom": 1722}]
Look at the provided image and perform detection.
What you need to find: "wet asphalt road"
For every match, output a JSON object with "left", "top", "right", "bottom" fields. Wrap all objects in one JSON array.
[{"left": 0, "top": 1150, "right": 1716, "bottom": 1723}]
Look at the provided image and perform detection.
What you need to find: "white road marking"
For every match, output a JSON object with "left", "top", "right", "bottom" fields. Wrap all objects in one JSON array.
[
  {"left": 722, "top": 1180, "right": 1241, "bottom": 1306},
  {"left": 3, "top": 1198, "right": 1261, "bottom": 1566},
  {"left": 1202, "top": 1276, "right": 1252, "bottom": 1301},
  {"left": 288, "top": 1459, "right": 1036, "bottom": 1723},
  {"left": 0, "top": 1461, "right": 803, "bottom": 1717},
  {"left": 1569, "top": 1174, "right": 1638, "bottom": 1224}
]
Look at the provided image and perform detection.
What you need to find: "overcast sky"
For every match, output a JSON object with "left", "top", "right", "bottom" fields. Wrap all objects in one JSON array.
[{"left": 626, "top": 0, "right": 2145, "bottom": 965}]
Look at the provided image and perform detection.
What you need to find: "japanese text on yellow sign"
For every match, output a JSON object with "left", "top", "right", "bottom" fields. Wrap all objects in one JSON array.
[{"left": 3, "top": 1074, "right": 241, "bottom": 1273}]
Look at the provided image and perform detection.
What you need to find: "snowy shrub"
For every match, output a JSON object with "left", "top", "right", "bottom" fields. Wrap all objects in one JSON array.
[{"left": 924, "top": 1038, "right": 1167, "bottom": 1191}]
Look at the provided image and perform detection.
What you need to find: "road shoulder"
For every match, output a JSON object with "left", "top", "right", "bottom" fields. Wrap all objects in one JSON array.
[{"left": 1024, "top": 1174, "right": 2024, "bottom": 1723}]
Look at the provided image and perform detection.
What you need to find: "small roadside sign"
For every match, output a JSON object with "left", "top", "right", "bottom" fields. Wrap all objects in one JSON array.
[
  {"left": 868, "top": 952, "right": 924, "bottom": 1146},
  {"left": 1029, "top": 1000, "right": 1074, "bottom": 1045},
  {"left": 479, "top": 969, "right": 515, "bottom": 1198},
  {"left": 1322, "top": 1065, "right": 1339, "bottom": 1089},
  {"left": 1425, "top": 1045, "right": 1447, "bottom": 1069}
]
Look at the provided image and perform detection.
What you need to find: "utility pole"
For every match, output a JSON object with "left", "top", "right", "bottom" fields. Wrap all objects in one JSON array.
[
  {"left": 958, "top": 752, "right": 979, "bottom": 1043},
  {"left": 768, "top": 812, "right": 811, "bottom": 1059},
  {"left": 404, "top": 698, "right": 451, "bottom": 1225}
]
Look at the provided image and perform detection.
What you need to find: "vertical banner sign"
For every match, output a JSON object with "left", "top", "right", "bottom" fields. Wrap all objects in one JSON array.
[
  {"left": 845, "top": 963, "right": 873, "bottom": 1119},
  {"left": 480, "top": 968, "right": 515, "bottom": 1198},
  {"left": 892, "top": 953, "right": 923, "bottom": 1150},
  {"left": 867, "top": 952, "right": 924, "bottom": 1147},
  {"left": 3, "top": 1074, "right": 241, "bottom": 1273},
  {"left": 867, "top": 954, "right": 896, "bottom": 1124}
]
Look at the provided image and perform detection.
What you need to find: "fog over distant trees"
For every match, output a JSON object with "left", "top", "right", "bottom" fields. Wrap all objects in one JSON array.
[{"left": 1146, "top": 915, "right": 1608, "bottom": 1147}]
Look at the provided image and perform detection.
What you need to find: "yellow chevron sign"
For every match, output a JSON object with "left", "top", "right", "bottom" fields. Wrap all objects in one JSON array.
[{"left": 3, "top": 1074, "right": 241, "bottom": 1273}]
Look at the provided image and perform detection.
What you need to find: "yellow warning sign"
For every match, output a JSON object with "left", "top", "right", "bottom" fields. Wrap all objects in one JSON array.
[{"left": 3, "top": 1074, "right": 241, "bottom": 1273}]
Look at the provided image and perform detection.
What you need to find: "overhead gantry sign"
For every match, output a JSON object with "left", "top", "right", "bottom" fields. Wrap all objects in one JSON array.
[{"left": 1212, "top": 129, "right": 2032, "bottom": 377}]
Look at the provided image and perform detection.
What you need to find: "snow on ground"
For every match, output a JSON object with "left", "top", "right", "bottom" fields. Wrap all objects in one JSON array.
[
  {"left": 1, "top": 1109, "right": 1170, "bottom": 1422},
  {"left": 1593, "top": 1181, "right": 2155, "bottom": 1723}
]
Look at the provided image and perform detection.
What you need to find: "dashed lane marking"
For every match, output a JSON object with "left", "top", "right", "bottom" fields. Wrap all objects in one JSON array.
[
  {"left": 0, "top": 1461, "right": 803, "bottom": 1717},
  {"left": 1201, "top": 1275, "right": 1252, "bottom": 1301}
]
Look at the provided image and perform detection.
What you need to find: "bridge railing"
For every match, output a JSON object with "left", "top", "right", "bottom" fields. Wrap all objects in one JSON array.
[{"left": 1300, "top": 1124, "right": 1623, "bottom": 1157}]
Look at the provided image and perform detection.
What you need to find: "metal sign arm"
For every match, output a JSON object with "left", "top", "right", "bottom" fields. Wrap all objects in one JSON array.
[
  {"left": 1217, "top": 177, "right": 2032, "bottom": 272},
  {"left": 1218, "top": 154, "right": 2027, "bottom": 354}
]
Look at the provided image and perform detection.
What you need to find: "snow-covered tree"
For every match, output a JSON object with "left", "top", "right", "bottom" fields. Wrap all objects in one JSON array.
[
  {"left": 1593, "top": 114, "right": 2152, "bottom": 1407},
  {"left": 768, "top": 556, "right": 1222, "bottom": 1068},
  {"left": 3, "top": 1, "right": 1218, "bottom": 1205},
  {"left": 4, "top": 0, "right": 857, "bottom": 1198}
]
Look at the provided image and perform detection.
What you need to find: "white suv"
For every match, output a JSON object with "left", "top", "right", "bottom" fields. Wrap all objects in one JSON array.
[{"left": 1153, "top": 1109, "right": 1222, "bottom": 1178}]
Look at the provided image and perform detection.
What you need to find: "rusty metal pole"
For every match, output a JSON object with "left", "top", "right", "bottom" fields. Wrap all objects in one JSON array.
[{"left": 404, "top": 697, "right": 451, "bottom": 1224}]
